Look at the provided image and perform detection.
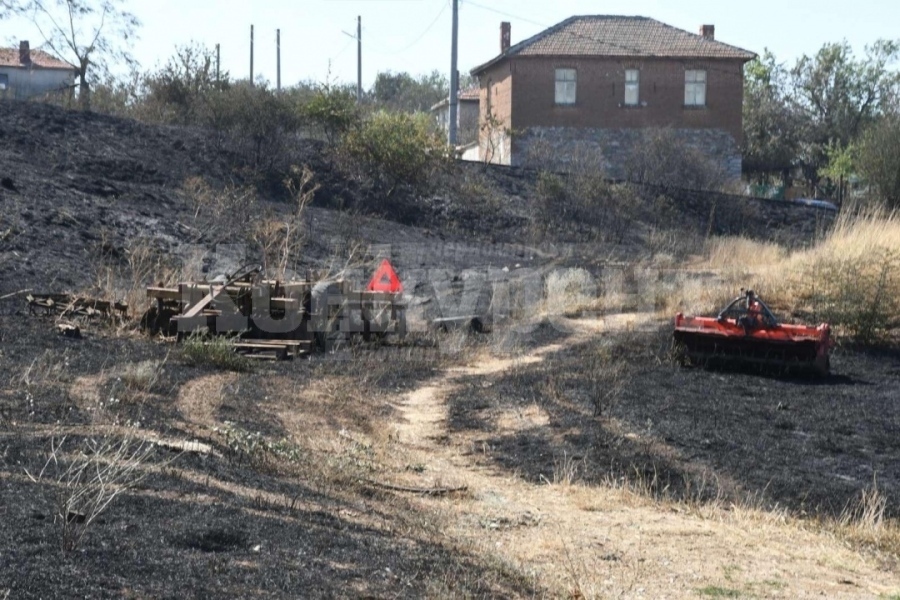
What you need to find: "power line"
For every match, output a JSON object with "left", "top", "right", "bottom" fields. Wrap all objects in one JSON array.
[
  {"left": 365, "top": 1, "right": 449, "bottom": 56},
  {"left": 332, "top": 37, "right": 354, "bottom": 61}
]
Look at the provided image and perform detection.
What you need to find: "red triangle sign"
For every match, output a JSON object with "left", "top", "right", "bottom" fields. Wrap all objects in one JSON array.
[{"left": 367, "top": 259, "right": 403, "bottom": 293}]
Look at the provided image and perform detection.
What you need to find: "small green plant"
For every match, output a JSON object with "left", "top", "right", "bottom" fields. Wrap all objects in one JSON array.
[
  {"left": 214, "top": 422, "right": 304, "bottom": 470},
  {"left": 180, "top": 335, "right": 252, "bottom": 372},
  {"left": 697, "top": 585, "right": 742, "bottom": 598},
  {"left": 536, "top": 171, "right": 566, "bottom": 203}
]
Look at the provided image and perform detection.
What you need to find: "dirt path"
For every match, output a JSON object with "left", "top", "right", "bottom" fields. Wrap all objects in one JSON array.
[{"left": 392, "top": 317, "right": 900, "bottom": 599}]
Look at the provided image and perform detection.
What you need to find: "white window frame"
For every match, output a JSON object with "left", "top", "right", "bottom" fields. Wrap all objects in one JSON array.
[
  {"left": 555, "top": 68, "right": 576, "bottom": 105},
  {"left": 685, "top": 69, "right": 707, "bottom": 107},
  {"left": 624, "top": 69, "right": 640, "bottom": 106}
]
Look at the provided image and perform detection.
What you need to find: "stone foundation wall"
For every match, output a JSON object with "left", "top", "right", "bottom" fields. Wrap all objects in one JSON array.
[{"left": 513, "top": 127, "right": 742, "bottom": 180}]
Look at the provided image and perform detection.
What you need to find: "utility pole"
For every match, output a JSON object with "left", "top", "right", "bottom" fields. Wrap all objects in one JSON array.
[
  {"left": 277, "top": 29, "right": 281, "bottom": 92},
  {"left": 250, "top": 24, "right": 255, "bottom": 85},
  {"left": 448, "top": 0, "right": 459, "bottom": 146},
  {"left": 357, "top": 16, "right": 362, "bottom": 102},
  {"left": 343, "top": 17, "right": 363, "bottom": 103},
  {"left": 215, "top": 43, "right": 220, "bottom": 83}
]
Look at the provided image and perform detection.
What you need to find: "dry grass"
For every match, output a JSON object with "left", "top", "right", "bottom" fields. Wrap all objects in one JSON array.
[
  {"left": 671, "top": 209, "right": 900, "bottom": 341},
  {"left": 89, "top": 238, "right": 183, "bottom": 330},
  {"left": 827, "top": 483, "right": 900, "bottom": 557}
]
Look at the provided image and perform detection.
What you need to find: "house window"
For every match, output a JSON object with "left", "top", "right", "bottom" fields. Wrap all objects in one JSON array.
[
  {"left": 555, "top": 68, "right": 576, "bottom": 105},
  {"left": 0, "top": 74, "right": 8, "bottom": 91},
  {"left": 685, "top": 70, "right": 707, "bottom": 106},
  {"left": 624, "top": 69, "right": 639, "bottom": 106}
]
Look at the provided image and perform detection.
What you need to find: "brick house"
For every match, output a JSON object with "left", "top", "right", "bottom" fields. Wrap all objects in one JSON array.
[
  {"left": 0, "top": 41, "right": 76, "bottom": 100},
  {"left": 470, "top": 16, "right": 756, "bottom": 178}
]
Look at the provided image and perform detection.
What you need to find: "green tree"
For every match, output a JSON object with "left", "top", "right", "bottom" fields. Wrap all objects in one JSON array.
[
  {"left": 742, "top": 51, "right": 802, "bottom": 183},
  {"left": 790, "top": 40, "right": 900, "bottom": 186},
  {"left": 371, "top": 70, "right": 448, "bottom": 113},
  {"left": 20, "top": 0, "right": 141, "bottom": 110},
  {"left": 857, "top": 113, "right": 900, "bottom": 208}
]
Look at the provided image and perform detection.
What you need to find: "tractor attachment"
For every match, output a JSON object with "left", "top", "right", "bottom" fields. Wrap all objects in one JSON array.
[{"left": 674, "top": 290, "right": 833, "bottom": 376}]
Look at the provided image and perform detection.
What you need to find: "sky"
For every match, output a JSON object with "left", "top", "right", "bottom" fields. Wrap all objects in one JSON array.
[{"left": 3, "top": 0, "right": 899, "bottom": 88}]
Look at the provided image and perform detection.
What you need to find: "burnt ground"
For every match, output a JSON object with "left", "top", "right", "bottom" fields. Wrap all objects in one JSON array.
[
  {"left": 0, "top": 100, "right": 891, "bottom": 597},
  {"left": 0, "top": 98, "right": 835, "bottom": 297},
  {"left": 446, "top": 326, "right": 900, "bottom": 518},
  {"left": 0, "top": 311, "right": 538, "bottom": 599}
]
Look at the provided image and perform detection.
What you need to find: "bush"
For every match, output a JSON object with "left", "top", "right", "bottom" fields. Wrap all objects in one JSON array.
[
  {"left": 205, "top": 82, "right": 301, "bottom": 173},
  {"left": 138, "top": 43, "right": 226, "bottom": 126},
  {"left": 301, "top": 84, "right": 360, "bottom": 143},
  {"left": 800, "top": 248, "right": 900, "bottom": 342},
  {"left": 536, "top": 171, "right": 566, "bottom": 203},
  {"left": 793, "top": 209, "right": 900, "bottom": 342},
  {"left": 623, "top": 128, "right": 727, "bottom": 191},
  {"left": 341, "top": 111, "right": 449, "bottom": 192}
]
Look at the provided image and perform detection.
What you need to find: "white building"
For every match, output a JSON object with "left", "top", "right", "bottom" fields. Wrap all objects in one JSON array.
[
  {"left": 430, "top": 88, "right": 481, "bottom": 153},
  {"left": 0, "top": 41, "right": 77, "bottom": 100}
]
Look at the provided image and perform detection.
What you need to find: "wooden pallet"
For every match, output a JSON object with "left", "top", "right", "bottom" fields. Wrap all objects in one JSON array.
[
  {"left": 145, "top": 276, "right": 406, "bottom": 351},
  {"left": 232, "top": 339, "right": 312, "bottom": 360},
  {"left": 27, "top": 293, "right": 128, "bottom": 318}
]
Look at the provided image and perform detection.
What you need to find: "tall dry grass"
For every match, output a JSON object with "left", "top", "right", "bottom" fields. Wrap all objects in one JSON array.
[{"left": 677, "top": 208, "right": 900, "bottom": 341}]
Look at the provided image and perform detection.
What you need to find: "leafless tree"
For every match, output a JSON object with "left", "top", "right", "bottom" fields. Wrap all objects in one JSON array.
[{"left": 21, "top": 0, "right": 140, "bottom": 110}]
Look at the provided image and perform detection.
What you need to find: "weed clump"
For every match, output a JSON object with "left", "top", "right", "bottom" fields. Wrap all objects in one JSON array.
[{"left": 180, "top": 335, "right": 252, "bottom": 372}]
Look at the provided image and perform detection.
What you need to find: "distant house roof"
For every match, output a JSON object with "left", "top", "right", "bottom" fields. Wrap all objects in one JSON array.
[
  {"left": 471, "top": 15, "right": 756, "bottom": 74},
  {"left": 458, "top": 88, "right": 480, "bottom": 101},
  {"left": 0, "top": 47, "right": 77, "bottom": 70},
  {"left": 429, "top": 87, "right": 481, "bottom": 112}
]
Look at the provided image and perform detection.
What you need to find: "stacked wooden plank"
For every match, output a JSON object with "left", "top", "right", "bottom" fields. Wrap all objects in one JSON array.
[
  {"left": 27, "top": 293, "right": 128, "bottom": 319},
  {"left": 144, "top": 273, "right": 406, "bottom": 359}
]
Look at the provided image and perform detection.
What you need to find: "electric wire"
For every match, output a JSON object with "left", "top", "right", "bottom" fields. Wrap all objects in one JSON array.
[{"left": 364, "top": 0, "right": 450, "bottom": 56}]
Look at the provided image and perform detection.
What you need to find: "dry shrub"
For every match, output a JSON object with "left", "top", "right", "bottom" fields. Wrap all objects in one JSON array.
[
  {"left": 90, "top": 238, "right": 183, "bottom": 329},
  {"left": 585, "top": 341, "right": 628, "bottom": 418},
  {"left": 112, "top": 358, "right": 168, "bottom": 404},
  {"left": 544, "top": 268, "right": 596, "bottom": 317},
  {"left": 182, "top": 177, "right": 259, "bottom": 243},
  {"left": 828, "top": 482, "right": 900, "bottom": 556},
  {"left": 623, "top": 128, "right": 728, "bottom": 192},
  {"left": 251, "top": 165, "right": 318, "bottom": 280},
  {"left": 27, "top": 432, "right": 157, "bottom": 552},
  {"left": 527, "top": 140, "right": 641, "bottom": 242},
  {"left": 787, "top": 209, "right": 900, "bottom": 340}
]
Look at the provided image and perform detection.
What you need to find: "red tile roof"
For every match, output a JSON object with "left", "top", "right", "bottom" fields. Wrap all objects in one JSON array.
[
  {"left": 472, "top": 15, "right": 755, "bottom": 74},
  {"left": 0, "top": 47, "right": 77, "bottom": 70}
]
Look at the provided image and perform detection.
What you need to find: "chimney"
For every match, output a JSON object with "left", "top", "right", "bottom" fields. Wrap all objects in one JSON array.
[
  {"left": 700, "top": 25, "right": 715, "bottom": 40},
  {"left": 19, "top": 40, "right": 31, "bottom": 65},
  {"left": 500, "top": 22, "right": 511, "bottom": 53}
]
